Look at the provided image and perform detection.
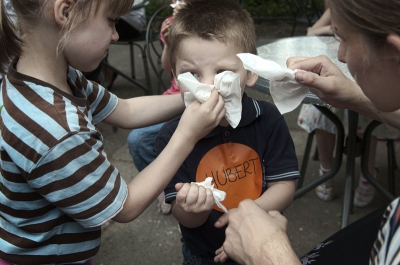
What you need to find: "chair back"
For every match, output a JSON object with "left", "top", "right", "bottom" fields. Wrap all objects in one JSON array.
[{"left": 145, "top": 4, "right": 172, "bottom": 95}]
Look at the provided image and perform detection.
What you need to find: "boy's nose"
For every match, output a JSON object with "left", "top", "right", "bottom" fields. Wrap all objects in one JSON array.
[{"left": 201, "top": 76, "right": 215, "bottom": 85}]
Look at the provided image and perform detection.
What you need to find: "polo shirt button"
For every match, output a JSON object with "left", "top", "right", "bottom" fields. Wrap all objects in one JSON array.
[{"left": 224, "top": 131, "right": 230, "bottom": 137}]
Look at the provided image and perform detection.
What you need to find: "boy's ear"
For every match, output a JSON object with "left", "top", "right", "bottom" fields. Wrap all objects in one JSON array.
[
  {"left": 54, "top": 0, "right": 73, "bottom": 27},
  {"left": 245, "top": 72, "right": 258, "bottom": 87}
]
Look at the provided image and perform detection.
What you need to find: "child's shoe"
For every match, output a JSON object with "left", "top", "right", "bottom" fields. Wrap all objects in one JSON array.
[
  {"left": 315, "top": 167, "right": 334, "bottom": 202},
  {"left": 353, "top": 168, "right": 378, "bottom": 207},
  {"left": 157, "top": 192, "right": 171, "bottom": 215}
]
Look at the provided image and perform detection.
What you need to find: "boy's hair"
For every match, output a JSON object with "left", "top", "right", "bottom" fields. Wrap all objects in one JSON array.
[
  {"left": 169, "top": 0, "right": 257, "bottom": 72},
  {"left": 0, "top": 0, "right": 134, "bottom": 75}
]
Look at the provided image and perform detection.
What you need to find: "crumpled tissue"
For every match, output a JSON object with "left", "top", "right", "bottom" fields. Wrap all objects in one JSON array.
[
  {"left": 191, "top": 177, "right": 228, "bottom": 213},
  {"left": 237, "top": 53, "right": 322, "bottom": 114},
  {"left": 177, "top": 71, "right": 242, "bottom": 128}
]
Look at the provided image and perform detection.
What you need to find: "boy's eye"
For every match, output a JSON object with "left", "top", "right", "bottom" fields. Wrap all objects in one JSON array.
[
  {"left": 217, "top": 70, "right": 227, "bottom": 74},
  {"left": 190, "top": 72, "right": 200, "bottom": 78}
]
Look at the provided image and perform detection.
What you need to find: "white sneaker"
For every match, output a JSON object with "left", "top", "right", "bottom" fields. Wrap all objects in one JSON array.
[
  {"left": 353, "top": 168, "right": 378, "bottom": 207},
  {"left": 315, "top": 168, "right": 334, "bottom": 202},
  {"left": 158, "top": 200, "right": 171, "bottom": 215},
  {"left": 157, "top": 192, "right": 171, "bottom": 215}
]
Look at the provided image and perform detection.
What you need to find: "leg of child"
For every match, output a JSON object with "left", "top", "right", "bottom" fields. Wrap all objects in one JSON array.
[{"left": 315, "top": 129, "right": 336, "bottom": 201}]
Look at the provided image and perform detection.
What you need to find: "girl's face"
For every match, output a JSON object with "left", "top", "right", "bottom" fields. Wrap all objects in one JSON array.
[
  {"left": 331, "top": 14, "right": 400, "bottom": 112},
  {"left": 63, "top": 2, "right": 119, "bottom": 72}
]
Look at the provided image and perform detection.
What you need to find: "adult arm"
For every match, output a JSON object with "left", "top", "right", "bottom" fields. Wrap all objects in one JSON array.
[
  {"left": 216, "top": 199, "right": 301, "bottom": 265},
  {"left": 307, "top": 8, "right": 332, "bottom": 36},
  {"left": 286, "top": 55, "right": 400, "bottom": 130},
  {"left": 214, "top": 180, "right": 296, "bottom": 263}
]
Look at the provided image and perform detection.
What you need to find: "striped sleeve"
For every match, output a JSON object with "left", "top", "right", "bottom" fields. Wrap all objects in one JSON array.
[
  {"left": 29, "top": 132, "right": 127, "bottom": 227},
  {"left": 370, "top": 198, "right": 400, "bottom": 264},
  {"left": 68, "top": 68, "right": 118, "bottom": 124}
]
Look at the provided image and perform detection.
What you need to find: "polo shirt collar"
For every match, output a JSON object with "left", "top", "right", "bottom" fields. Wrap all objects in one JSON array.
[{"left": 203, "top": 92, "right": 262, "bottom": 138}]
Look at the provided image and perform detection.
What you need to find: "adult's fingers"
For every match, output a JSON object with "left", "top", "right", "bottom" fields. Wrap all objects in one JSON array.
[
  {"left": 286, "top": 55, "right": 331, "bottom": 72},
  {"left": 214, "top": 212, "right": 230, "bottom": 228}
]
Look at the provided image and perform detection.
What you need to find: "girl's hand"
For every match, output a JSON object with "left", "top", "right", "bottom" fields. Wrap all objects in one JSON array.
[
  {"left": 175, "top": 89, "right": 225, "bottom": 146},
  {"left": 175, "top": 183, "right": 215, "bottom": 213},
  {"left": 161, "top": 19, "right": 172, "bottom": 46},
  {"left": 286, "top": 55, "right": 360, "bottom": 110}
]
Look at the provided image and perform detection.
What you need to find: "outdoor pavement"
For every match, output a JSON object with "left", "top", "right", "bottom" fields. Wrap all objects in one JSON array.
[{"left": 92, "top": 21, "right": 400, "bottom": 264}]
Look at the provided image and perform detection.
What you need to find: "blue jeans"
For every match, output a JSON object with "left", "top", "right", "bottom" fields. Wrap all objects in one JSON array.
[
  {"left": 127, "top": 123, "right": 165, "bottom": 171},
  {"left": 182, "top": 240, "right": 238, "bottom": 265}
]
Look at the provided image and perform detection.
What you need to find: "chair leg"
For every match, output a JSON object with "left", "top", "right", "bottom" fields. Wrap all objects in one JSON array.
[
  {"left": 130, "top": 43, "right": 136, "bottom": 79},
  {"left": 387, "top": 139, "right": 396, "bottom": 196},
  {"left": 312, "top": 146, "right": 319, "bottom": 161},
  {"left": 131, "top": 42, "right": 152, "bottom": 95},
  {"left": 140, "top": 46, "right": 152, "bottom": 94}
]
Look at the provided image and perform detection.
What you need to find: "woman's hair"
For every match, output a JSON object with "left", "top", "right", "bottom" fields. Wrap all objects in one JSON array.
[
  {"left": 329, "top": 0, "right": 400, "bottom": 45},
  {"left": 0, "top": 0, "right": 134, "bottom": 75},
  {"left": 169, "top": 0, "right": 257, "bottom": 71}
]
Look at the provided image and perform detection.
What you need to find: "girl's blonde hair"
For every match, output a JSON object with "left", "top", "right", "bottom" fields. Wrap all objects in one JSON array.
[
  {"left": 0, "top": 0, "right": 134, "bottom": 75},
  {"left": 169, "top": 0, "right": 257, "bottom": 72},
  {"left": 329, "top": 0, "right": 400, "bottom": 45}
]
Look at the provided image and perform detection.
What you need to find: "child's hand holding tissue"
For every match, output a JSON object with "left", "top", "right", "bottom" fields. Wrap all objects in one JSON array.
[{"left": 173, "top": 177, "right": 227, "bottom": 228}]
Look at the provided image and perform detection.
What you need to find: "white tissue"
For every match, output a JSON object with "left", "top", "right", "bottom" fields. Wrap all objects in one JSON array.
[
  {"left": 170, "top": 0, "right": 185, "bottom": 8},
  {"left": 178, "top": 71, "right": 242, "bottom": 128},
  {"left": 237, "top": 53, "right": 311, "bottom": 114},
  {"left": 191, "top": 177, "right": 228, "bottom": 213}
]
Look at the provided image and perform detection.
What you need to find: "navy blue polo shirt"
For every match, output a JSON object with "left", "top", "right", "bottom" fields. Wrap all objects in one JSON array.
[{"left": 156, "top": 92, "right": 300, "bottom": 260}]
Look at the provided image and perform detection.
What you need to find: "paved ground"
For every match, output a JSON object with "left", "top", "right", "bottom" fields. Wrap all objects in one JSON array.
[{"left": 92, "top": 21, "right": 400, "bottom": 264}]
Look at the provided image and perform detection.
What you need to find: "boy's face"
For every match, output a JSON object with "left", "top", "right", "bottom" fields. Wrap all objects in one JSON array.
[{"left": 174, "top": 37, "right": 258, "bottom": 101}]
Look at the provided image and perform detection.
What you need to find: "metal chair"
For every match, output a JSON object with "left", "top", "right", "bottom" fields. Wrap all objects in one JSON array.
[
  {"left": 286, "top": 0, "right": 324, "bottom": 36},
  {"left": 299, "top": 118, "right": 398, "bottom": 201},
  {"left": 361, "top": 120, "right": 398, "bottom": 199},
  {"left": 101, "top": 0, "right": 152, "bottom": 95},
  {"left": 237, "top": 0, "right": 323, "bottom": 37},
  {"left": 145, "top": 4, "right": 172, "bottom": 95}
]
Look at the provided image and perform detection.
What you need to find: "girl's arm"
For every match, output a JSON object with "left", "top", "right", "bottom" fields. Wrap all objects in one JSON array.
[
  {"left": 113, "top": 90, "right": 226, "bottom": 222},
  {"left": 103, "top": 93, "right": 184, "bottom": 129}
]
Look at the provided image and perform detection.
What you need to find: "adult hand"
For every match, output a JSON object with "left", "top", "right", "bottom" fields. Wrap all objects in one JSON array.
[
  {"left": 176, "top": 89, "right": 225, "bottom": 146},
  {"left": 214, "top": 245, "right": 229, "bottom": 263},
  {"left": 216, "top": 199, "right": 301, "bottom": 265},
  {"left": 286, "top": 55, "right": 363, "bottom": 110}
]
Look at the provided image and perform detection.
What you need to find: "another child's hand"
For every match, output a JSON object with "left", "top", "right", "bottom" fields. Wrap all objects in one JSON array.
[
  {"left": 161, "top": 19, "right": 172, "bottom": 46},
  {"left": 175, "top": 183, "right": 215, "bottom": 213},
  {"left": 176, "top": 89, "right": 225, "bottom": 145},
  {"left": 214, "top": 246, "right": 229, "bottom": 263}
]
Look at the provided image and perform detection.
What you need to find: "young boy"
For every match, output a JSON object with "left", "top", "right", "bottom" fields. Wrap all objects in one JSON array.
[{"left": 155, "top": 0, "right": 300, "bottom": 264}]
